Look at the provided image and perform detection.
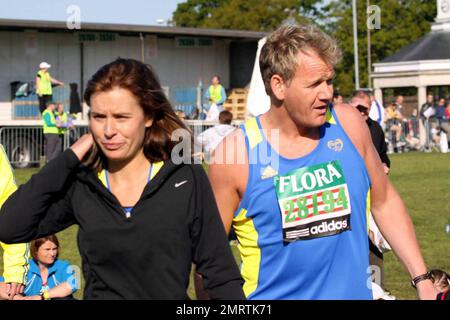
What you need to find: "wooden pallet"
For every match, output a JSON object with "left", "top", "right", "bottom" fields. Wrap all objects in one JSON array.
[{"left": 223, "top": 88, "right": 248, "bottom": 120}]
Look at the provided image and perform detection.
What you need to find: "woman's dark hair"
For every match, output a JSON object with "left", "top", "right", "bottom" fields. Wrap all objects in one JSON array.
[
  {"left": 31, "top": 235, "right": 60, "bottom": 262},
  {"left": 218, "top": 110, "right": 233, "bottom": 125},
  {"left": 83, "top": 58, "right": 190, "bottom": 171},
  {"left": 430, "top": 269, "right": 450, "bottom": 292}
]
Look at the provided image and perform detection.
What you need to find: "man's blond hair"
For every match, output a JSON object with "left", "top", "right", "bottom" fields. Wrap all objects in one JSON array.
[{"left": 260, "top": 24, "right": 342, "bottom": 97}]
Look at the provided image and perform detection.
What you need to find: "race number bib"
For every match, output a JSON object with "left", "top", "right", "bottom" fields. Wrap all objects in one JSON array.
[{"left": 274, "top": 160, "right": 351, "bottom": 241}]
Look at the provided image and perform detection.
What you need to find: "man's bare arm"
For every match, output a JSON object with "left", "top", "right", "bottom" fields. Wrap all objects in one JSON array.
[
  {"left": 335, "top": 104, "right": 438, "bottom": 299},
  {"left": 208, "top": 129, "right": 248, "bottom": 234}
]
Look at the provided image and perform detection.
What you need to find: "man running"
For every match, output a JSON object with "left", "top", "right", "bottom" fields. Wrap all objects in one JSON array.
[{"left": 208, "top": 24, "right": 438, "bottom": 300}]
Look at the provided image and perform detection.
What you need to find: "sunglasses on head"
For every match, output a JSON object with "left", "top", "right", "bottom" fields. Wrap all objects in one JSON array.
[{"left": 356, "top": 105, "right": 369, "bottom": 113}]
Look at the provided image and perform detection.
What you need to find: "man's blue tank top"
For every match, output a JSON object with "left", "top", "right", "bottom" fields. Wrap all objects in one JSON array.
[{"left": 234, "top": 106, "right": 372, "bottom": 300}]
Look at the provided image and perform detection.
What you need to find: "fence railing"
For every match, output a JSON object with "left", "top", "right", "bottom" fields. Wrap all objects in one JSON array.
[
  {"left": 4, "top": 117, "right": 445, "bottom": 169},
  {"left": 0, "top": 126, "right": 44, "bottom": 168},
  {"left": 0, "top": 120, "right": 242, "bottom": 168}
]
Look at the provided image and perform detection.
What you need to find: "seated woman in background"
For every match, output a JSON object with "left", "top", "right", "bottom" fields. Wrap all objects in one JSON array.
[
  {"left": 430, "top": 269, "right": 450, "bottom": 300},
  {"left": 13, "top": 235, "right": 78, "bottom": 300}
]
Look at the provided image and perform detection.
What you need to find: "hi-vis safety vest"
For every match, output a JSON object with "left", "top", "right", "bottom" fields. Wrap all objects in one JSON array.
[
  {"left": 42, "top": 109, "right": 59, "bottom": 134},
  {"left": 0, "top": 144, "right": 29, "bottom": 284},
  {"left": 56, "top": 111, "right": 69, "bottom": 134},
  {"left": 37, "top": 70, "right": 52, "bottom": 95},
  {"left": 209, "top": 85, "right": 224, "bottom": 104}
]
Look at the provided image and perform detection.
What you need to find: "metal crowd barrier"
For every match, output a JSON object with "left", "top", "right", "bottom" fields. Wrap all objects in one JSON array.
[
  {"left": 0, "top": 126, "right": 44, "bottom": 168},
  {"left": 0, "top": 121, "right": 242, "bottom": 168}
]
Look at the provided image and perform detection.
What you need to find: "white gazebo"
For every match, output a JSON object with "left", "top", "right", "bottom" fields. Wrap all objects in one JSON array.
[{"left": 371, "top": 0, "right": 450, "bottom": 109}]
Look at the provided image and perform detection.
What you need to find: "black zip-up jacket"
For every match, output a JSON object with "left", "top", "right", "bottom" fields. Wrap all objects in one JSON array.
[
  {"left": 0, "top": 149, "right": 245, "bottom": 300},
  {"left": 367, "top": 118, "right": 390, "bottom": 168}
]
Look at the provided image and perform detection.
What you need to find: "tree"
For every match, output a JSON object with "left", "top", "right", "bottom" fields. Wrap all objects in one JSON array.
[
  {"left": 173, "top": 0, "right": 323, "bottom": 31},
  {"left": 323, "top": 0, "right": 437, "bottom": 96},
  {"left": 172, "top": 0, "right": 224, "bottom": 28},
  {"left": 173, "top": 0, "right": 437, "bottom": 97}
]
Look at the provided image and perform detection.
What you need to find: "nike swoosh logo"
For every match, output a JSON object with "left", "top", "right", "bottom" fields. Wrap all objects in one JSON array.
[{"left": 175, "top": 180, "right": 188, "bottom": 188}]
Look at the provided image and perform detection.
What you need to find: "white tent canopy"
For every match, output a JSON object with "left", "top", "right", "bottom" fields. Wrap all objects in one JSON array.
[{"left": 246, "top": 37, "right": 270, "bottom": 117}]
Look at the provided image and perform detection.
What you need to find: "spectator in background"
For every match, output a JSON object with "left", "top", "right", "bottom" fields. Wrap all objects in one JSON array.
[
  {"left": 445, "top": 101, "right": 450, "bottom": 119},
  {"left": 42, "top": 101, "right": 61, "bottom": 163},
  {"left": 332, "top": 92, "right": 343, "bottom": 105},
  {"left": 55, "top": 103, "right": 74, "bottom": 152},
  {"left": 388, "top": 100, "right": 404, "bottom": 120},
  {"left": 435, "top": 98, "right": 447, "bottom": 125},
  {"left": 420, "top": 94, "right": 435, "bottom": 118},
  {"left": 420, "top": 94, "right": 436, "bottom": 151},
  {"left": 36, "top": 62, "right": 64, "bottom": 113},
  {"left": 0, "top": 145, "right": 29, "bottom": 300},
  {"left": 445, "top": 102, "right": 450, "bottom": 146},
  {"left": 204, "top": 75, "right": 226, "bottom": 121},
  {"left": 435, "top": 99, "right": 449, "bottom": 147},
  {"left": 395, "top": 95, "right": 404, "bottom": 112},
  {"left": 175, "top": 109, "right": 186, "bottom": 121},
  {"left": 368, "top": 91, "right": 386, "bottom": 129},
  {"left": 430, "top": 269, "right": 450, "bottom": 300},
  {"left": 12, "top": 235, "right": 78, "bottom": 300},
  {"left": 410, "top": 109, "right": 420, "bottom": 138},
  {"left": 351, "top": 91, "right": 390, "bottom": 173},
  {"left": 196, "top": 110, "right": 236, "bottom": 161},
  {"left": 405, "top": 110, "right": 421, "bottom": 151},
  {"left": 189, "top": 106, "right": 200, "bottom": 120},
  {"left": 386, "top": 102, "right": 404, "bottom": 151}
]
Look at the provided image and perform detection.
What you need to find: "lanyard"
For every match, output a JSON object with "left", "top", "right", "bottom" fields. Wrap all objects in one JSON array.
[{"left": 105, "top": 163, "right": 153, "bottom": 217}]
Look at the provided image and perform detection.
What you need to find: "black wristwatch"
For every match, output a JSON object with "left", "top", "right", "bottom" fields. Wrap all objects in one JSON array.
[{"left": 411, "top": 272, "right": 432, "bottom": 289}]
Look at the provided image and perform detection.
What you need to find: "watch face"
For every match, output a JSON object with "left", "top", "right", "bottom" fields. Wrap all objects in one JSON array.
[{"left": 442, "top": 0, "right": 450, "bottom": 13}]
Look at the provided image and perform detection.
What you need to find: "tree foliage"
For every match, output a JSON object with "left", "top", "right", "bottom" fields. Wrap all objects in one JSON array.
[
  {"left": 173, "top": 0, "right": 438, "bottom": 97},
  {"left": 323, "top": 0, "right": 437, "bottom": 96},
  {"left": 173, "top": 0, "right": 323, "bottom": 31}
]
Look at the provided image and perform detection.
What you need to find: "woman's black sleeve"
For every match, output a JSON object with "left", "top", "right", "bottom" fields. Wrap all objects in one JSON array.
[
  {"left": 191, "top": 165, "right": 246, "bottom": 300},
  {"left": 0, "top": 149, "right": 79, "bottom": 243}
]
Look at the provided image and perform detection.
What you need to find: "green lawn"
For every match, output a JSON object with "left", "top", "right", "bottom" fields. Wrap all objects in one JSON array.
[
  {"left": 2, "top": 151, "right": 450, "bottom": 300},
  {"left": 382, "top": 152, "right": 450, "bottom": 299}
]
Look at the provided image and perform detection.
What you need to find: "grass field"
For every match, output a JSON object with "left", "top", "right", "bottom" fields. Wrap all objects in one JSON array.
[{"left": 1, "top": 151, "right": 449, "bottom": 300}]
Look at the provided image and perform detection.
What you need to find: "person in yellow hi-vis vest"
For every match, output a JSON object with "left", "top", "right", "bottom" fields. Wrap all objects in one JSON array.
[
  {"left": 55, "top": 103, "right": 74, "bottom": 151},
  {"left": 204, "top": 75, "right": 226, "bottom": 121},
  {"left": 0, "top": 145, "right": 29, "bottom": 300},
  {"left": 42, "top": 101, "right": 61, "bottom": 162},
  {"left": 36, "top": 62, "right": 64, "bottom": 113}
]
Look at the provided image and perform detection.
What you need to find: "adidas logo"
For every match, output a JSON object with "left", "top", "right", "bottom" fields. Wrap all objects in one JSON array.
[
  {"left": 261, "top": 166, "right": 278, "bottom": 179},
  {"left": 310, "top": 220, "right": 348, "bottom": 235}
]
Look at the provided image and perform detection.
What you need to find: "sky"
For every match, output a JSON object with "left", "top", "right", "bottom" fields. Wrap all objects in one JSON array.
[{"left": 0, "top": 0, "right": 185, "bottom": 26}]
